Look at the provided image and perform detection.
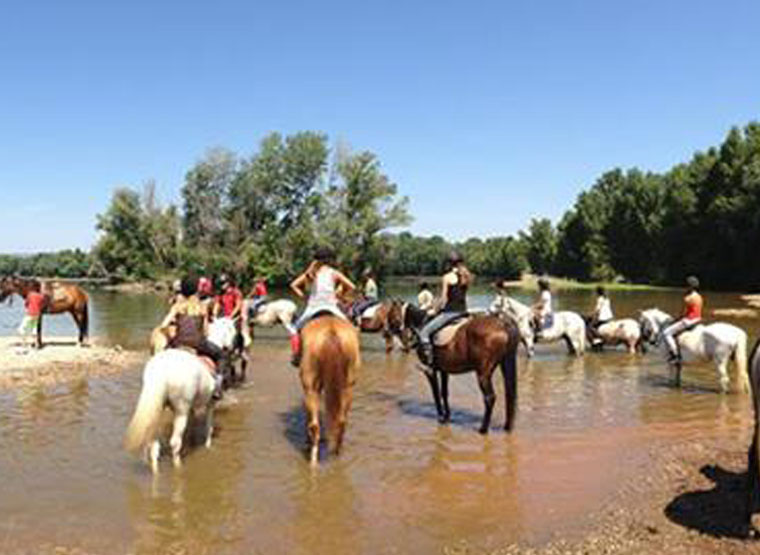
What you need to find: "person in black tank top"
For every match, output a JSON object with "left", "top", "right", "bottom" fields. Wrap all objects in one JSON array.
[{"left": 417, "top": 252, "right": 471, "bottom": 367}]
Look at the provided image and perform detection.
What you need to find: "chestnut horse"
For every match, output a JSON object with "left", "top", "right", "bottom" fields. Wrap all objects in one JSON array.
[
  {"left": 0, "top": 276, "right": 89, "bottom": 347},
  {"left": 353, "top": 300, "right": 403, "bottom": 353},
  {"left": 388, "top": 301, "right": 520, "bottom": 434},
  {"left": 299, "top": 315, "right": 360, "bottom": 465}
]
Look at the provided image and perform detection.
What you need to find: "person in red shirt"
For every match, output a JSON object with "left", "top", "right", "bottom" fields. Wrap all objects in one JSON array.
[
  {"left": 248, "top": 276, "right": 269, "bottom": 315},
  {"left": 214, "top": 274, "right": 243, "bottom": 320},
  {"left": 18, "top": 281, "right": 45, "bottom": 350},
  {"left": 662, "top": 275, "right": 704, "bottom": 363}
]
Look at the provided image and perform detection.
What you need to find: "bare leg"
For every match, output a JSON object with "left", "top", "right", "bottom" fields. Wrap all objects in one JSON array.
[{"left": 204, "top": 406, "right": 214, "bottom": 449}]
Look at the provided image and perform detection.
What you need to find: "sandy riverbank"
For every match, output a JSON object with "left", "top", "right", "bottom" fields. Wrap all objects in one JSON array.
[{"left": 0, "top": 336, "right": 147, "bottom": 389}]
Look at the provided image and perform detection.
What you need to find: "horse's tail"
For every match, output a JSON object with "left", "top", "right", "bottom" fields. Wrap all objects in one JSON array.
[
  {"left": 321, "top": 322, "right": 359, "bottom": 452},
  {"left": 734, "top": 332, "right": 750, "bottom": 394},
  {"left": 124, "top": 359, "right": 166, "bottom": 452},
  {"left": 502, "top": 324, "right": 519, "bottom": 432}
]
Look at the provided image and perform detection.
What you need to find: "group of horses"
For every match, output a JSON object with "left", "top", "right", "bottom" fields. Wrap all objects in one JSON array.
[{"left": 6, "top": 277, "right": 760, "bottom": 532}]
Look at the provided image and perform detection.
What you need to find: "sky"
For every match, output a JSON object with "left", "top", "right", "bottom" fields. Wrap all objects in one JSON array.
[{"left": 1, "top": 0, "right": 758, "bottom": 253}]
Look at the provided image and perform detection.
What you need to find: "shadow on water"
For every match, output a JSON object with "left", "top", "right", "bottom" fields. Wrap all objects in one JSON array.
[
  {"left": 396, "top": 397, "right": 482, "bottom": 429},
  {"left": 664, "top": 464, "right": 753, "bottom": 539}
]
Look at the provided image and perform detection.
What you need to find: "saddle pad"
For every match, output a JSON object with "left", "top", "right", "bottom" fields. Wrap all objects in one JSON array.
[
  {"left": 361, "top": 303, "right": 381, "bottom": 320},
  {"left": 433, "top": 318, "right": 471, "bottom": 346}
]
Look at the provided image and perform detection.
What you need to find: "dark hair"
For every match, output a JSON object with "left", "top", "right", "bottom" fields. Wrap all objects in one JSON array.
[
  {"left": 447, "top": 251, "right": 463, "bottom": 267},
  {"left": 181, "top": 277, "right": 198, "bottom": 297},
  {"left": 538, "top": 277, "right": 550, "bottom": 291},
  {"left": 419, "top": 282, "right": 430, "bottom": 291},
  {"left": 314, "top": 246, "right": 335, "bottom": 264},
  {"left": 686, "top": 275, "right": 700, "bottom": 290},
  {"left": 596, "top": 285, "right": 606, "bottom": 296}
]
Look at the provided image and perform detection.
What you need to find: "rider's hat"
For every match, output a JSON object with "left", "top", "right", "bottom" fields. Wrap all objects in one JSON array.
[
  {"left": 447, "top": 251, "right": 463, "bottom": 266},
  {"left": 686, "top": 275, "right": 700, "bottom": 289}
]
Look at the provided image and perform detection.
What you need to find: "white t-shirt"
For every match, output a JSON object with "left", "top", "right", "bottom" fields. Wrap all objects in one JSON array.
[
  {"left": 418, "top": 289, "right": 434, "bottom": 312},
  {"left": 538, "top": 290, "right": 552, "bottom": 317},
  {"left": 595, "top": 296, "right": 613, "bottom": 321}
]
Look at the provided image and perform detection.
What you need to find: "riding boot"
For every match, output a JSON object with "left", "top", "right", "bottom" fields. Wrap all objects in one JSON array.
[
  {"left": 417, "top": 342, "right": 434, "bottom": 368},
  {"left": 290, "top": 334, "right": 302, "bottom": 368},
  {"left": 212, "top": 373, "right": 224, "bottom": 401}
]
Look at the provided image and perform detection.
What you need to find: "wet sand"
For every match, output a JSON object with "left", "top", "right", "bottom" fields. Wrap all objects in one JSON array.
[{"left": 0, "top": 336, "right": 146, "bottom": 389}]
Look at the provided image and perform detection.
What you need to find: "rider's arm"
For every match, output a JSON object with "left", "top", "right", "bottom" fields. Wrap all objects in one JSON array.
[
  {"left": 290, "top": 272, "right": 310, "bottom": 299},
  {"left": 334, "top": 271, "right": 356, "bottom": 301},
  {"left": 439, "top": 274, "right": 451, "bottom": 308},
  {"left": 160, "top": 304, "right": 178, "bottom": 328}
]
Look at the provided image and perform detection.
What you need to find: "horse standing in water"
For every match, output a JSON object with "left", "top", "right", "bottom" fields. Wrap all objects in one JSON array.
[
  {"left": 352, "top": 299, "right": 406, "bottom": 353},
  {"left": 745, "top": 340, "right": 760, "bottom": 532},
  {"left": 0, "top": 276, "right": 89, "bottom": 347},
  {"left": 489, "top": 293, "right": 586, "bottom": 356},
  {"left": 639, "top": 308, "right": 749, "bottom": 393},
  {"left": 388, "top": 301, "right": 520, "bottom": 434},
  {"left": 243, "top": 298, "right": 298, "bottom": 337},
  {"left": 124, "top": 349, "right": 217, "bottom": 474},
  {"left": 299, "top": 315, "right": 360, "bottom": 465},
  {"left": 585, "top": 316, "right": 644, "bottom": 354}
]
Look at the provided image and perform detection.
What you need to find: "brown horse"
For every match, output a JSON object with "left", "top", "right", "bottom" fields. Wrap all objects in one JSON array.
[
  {"left": 388, "top": 301, "right": 520, "bottom": 434},
  {"left": 0, "top": 276, "right": 89, "bottom": 347},
  {"left": 746, "top": 339, "right": 760, "bottom": 533},
  {"left": 352, "top": 300, "right": 405, "bottom": 352},
  {"left": 299, "top": 314, "right": 361, "bottom": 465}
]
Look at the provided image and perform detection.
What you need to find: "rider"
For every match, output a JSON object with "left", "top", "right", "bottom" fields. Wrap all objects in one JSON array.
[
  {"left": 289, "top": 246, "right": 356, "bottom": 366},
  {"left": 417, "top": 282, "right": 435, "bottom": 315},
  {"left": 416, "top": 252, "right": 471, "bottom": 367},
  {"left": 247, "top": 275, "right": 269, "bottom": 317},
  {"left": 214, "top": 274, "right": 244, "bottom": 321},
  {"left": 532, "top": 277, "right": 553, "bottom": 337},
  {"left": 661, "top": 275, "right": 703, "bottom": 363},
  {"left": 588, "top": 285, "right": 614, "bottom": 346},
  {"left": 161, "top": 277, "right": 226, "bottom": 398},
  {"left": 352, "top": 268, "right": 380, "bottom": 323}
]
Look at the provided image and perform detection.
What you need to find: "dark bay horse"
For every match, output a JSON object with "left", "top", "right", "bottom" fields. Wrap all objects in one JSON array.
[
  {"left": 388, "top": 301, "right": 520, "bottom": 434},
  {"left": 299, "top": 315, "right": 361, "bottom": 465},
  {"left": 0, "top": 276, "right": 89, "bottom": 347}
]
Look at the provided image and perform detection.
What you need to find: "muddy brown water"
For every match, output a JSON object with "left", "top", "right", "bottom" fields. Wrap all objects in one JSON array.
[{"left": 0, "top": 287, "right": 758, "bottom": 553}]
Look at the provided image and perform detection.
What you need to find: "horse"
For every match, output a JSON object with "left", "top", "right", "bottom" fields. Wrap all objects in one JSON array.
[
  {"left": 639, "top": 308, "right": 749, "bottom": 393},
  {"left": 243, "top": 298, "right": 298, "bottom": 338},
  {"left": 489, "top": 293, "right": 586, "bottom": 356},
  {"left": 124, "top": 349, "right": 217, "bottom": 474},
  {"left": 299, "top": 315, "right": 360, "bottom": 465},
  {"left": 388, "top": 301, "right": 520, "bottom": 434},
  {"left": 585, "top": 316, "right": 643, "bottom": 354},
  {"left": 745, "top": 339, "right": 760, "bottom": 533},
  {"left": 351, "top": 299, "right": 408, "bottom": 353},
  {"left": 0, "top": 276, "right": 89, "bottom": 347},
  {"left": 384, "top": 300, "right": 430, "bottom": 352}
]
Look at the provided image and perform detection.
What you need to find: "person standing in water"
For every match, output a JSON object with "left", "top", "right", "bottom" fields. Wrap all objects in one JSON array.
[
  {"left": 289, "top": 247, "right": 356, "bottom": 366},
  {"left": 661, "top": 276, "right": 703, "bottom": 363},
  {"left": 417, "top": 282, "right": 435, "bottom": 315}
]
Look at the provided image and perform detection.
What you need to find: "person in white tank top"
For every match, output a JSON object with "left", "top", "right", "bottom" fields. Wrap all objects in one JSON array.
[
  {"left": 588, "top": 285, "right": 614, "bottom": 347},
  {"left": 532, "top": 277, "right": 553, "bottom": 333},
  {"left": 289, "top": 246, "right": 355, "bottom": 366}
]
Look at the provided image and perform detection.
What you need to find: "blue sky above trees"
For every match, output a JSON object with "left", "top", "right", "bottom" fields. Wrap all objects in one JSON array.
[{"left": 1, "top": 0, "right": 758, "bottom": 252}]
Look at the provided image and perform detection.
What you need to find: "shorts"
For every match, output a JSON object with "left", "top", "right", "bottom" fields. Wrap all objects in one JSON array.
[{"left": 18, "top": 316, "right": 40, "bottom": 335}]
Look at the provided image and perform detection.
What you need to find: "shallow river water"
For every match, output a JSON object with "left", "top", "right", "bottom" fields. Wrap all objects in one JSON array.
[{"left": 0, "top": 286, "right": 758, "bottom": 553}]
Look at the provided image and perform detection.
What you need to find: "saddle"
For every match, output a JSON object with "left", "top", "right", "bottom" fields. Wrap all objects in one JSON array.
[
  {"left": 676, "top": 320, "right": 703, "bottom": 336},
  {"left": 432, "top": 315, "right": 472, "bottom": 346},
  {"left": 357, "top": 301, "right": 381, "bottom": 320}
]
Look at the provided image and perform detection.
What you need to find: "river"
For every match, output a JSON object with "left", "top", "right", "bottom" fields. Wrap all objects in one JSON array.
[{"left": 0, "top": 285, "right": 757, "bottom": 553}]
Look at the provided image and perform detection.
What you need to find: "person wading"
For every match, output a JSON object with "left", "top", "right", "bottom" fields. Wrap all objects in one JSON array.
[
  {"left": 416, "top": 251, "right": 472, "bottom": 368},
  {"left": 289, "top": 247, "right": 356, "bottom": 367},
  {"left": 662, "top": 275, "right": 703, "bottom": 364}
]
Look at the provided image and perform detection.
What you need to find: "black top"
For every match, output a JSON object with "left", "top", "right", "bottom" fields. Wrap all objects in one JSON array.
[{"left": 444, "top": 272, "right": 467, "bottom": 312}]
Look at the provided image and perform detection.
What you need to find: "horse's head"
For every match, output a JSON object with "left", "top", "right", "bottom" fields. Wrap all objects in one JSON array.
[
  {"left": 386, "top": 299, "right": 406, "bottom": 334},
  {"left": 490, "top": 294, "right": 534, "bottom": 356},
  {"left": 208, "top": 317, "right": 237, "bottom": 350},
  {"left": 0, "top": 276, "right": 16, "bottom": 304},
  {"left": 638, "top": 309, "right": 666, "bottom": 345}
]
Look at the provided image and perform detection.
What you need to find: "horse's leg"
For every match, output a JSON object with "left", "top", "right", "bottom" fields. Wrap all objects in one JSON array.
[
  {"left": 476, "top": 370, "right": 496, "bottom": 435},
  {"left": 383, "top": 330, "right": 394, "bottom": 354},
  {"left": 439, "top": 372, "right": 451, "bottom": 423},
  {"left": 203, "top": 406, "right": 214, "bottom": 448},
  {"left": 747, "top": 430, "right": 760, "bottom": 533},
  {"left": 424, "top": 370, "right": 444, "bottom": 421},
  {"left": 333, "top": 384, "right": 353, "bottom": 455},
  {"left": 500, "top": 346, "right": 518, "bottom": 432},
  {"left": 35, "top": 315, "right": 43, "bottom": 349},
  {"left": 717, "top": 359, "right": 730, "bottom": 393},
  {"left": 170, "top": 409, "right": 189, "bottom": 468},
  {"left": 70, "top": 310, "right": 84, "bottom": 347},
  {"left": 148, "top": 440, "right": 161, "bottom": 474},
  {"left": 302, "top": 368, "right": 321, "bottom": 465}
]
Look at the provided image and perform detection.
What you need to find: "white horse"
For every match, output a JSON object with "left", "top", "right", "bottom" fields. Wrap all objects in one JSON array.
[
  {"left": 591, "top": 318, "right": 643, "bottom": 354},
  {"left": 490, "top": 293, "right": 586, "bottom": 356},
  {"left": 243, "top": 298, "right": 298, "bottom": 336},
  {"left": 639, "top": 308, "right": 749, "bottom": 393},
  {"left": 124, "top": 349, "right": 217, "bottom": 474}
]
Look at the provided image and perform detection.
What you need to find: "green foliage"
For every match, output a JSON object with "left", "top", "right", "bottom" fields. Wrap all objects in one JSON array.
[{"left": 0, "top": 249, "right": 91, "bottom": 278}]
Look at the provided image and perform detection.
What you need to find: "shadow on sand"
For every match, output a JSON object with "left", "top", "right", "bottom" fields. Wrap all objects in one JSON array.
[{"left": 664, "top": 464, "right": 753, "bottom": 539}]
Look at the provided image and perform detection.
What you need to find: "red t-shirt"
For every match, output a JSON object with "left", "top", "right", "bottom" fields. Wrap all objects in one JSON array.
[
  {"left": 198, "top": 277, "right": 213, "bottom": 296},
  {"left": 25, "top": 292, "right": 45, "bottom": 317},
  {"left": 218, "top": 288, "right": 243, "bottom": 317},
  {"left": 253, "top": 281, "right": 268, "bottom": 297}
]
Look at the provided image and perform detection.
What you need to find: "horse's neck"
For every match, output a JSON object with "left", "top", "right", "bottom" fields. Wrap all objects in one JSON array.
[{"left": 505, "top": 296, "right": 531, "bottom": 318}]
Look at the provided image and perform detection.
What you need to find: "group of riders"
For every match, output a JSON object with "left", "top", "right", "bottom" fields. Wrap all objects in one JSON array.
[{"left": 158, "top": 245, "right": 705, "bottom": 391}]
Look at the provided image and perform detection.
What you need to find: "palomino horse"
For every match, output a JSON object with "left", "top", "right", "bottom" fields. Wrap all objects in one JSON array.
[
  {"left": 586, "top": 317, "right": 643, "bottom": 354},
  {"left": 0, "top": 276, "right": 89, "bottom": 347},
  {"left": 745, "top": 339, "right": 760, "bottom": 532},
  {"left": 388, "top": 301, "right": 520, "bottom": 434},
  {"left": 243, "top": 298, "right": 298, "bottom": 337},
  {"left": 124, "top": 349, "right": 217, "bottom": 474},
  {"left": 299, "top": 315, "right": 360, "bottom": 465},
  {"left": 639, "top": 308, "right": 749, "bottom": 393},
  {"left": 490, "top": 293, "right": 586, "bottom": 356}
]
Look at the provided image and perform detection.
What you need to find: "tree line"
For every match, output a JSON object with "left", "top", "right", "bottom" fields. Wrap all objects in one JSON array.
[{"left": 3, "top": 123, "right": 759, "bottom": 290}]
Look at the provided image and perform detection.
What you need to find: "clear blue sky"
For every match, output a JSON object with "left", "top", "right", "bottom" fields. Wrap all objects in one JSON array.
[{"left": 1, "top": 0, "right": 758, "bottom": 253}]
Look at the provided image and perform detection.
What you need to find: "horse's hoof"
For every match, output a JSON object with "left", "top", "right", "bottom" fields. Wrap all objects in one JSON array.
[{"left": 478, "top": 427, "right": 489, "bottom": 435}]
